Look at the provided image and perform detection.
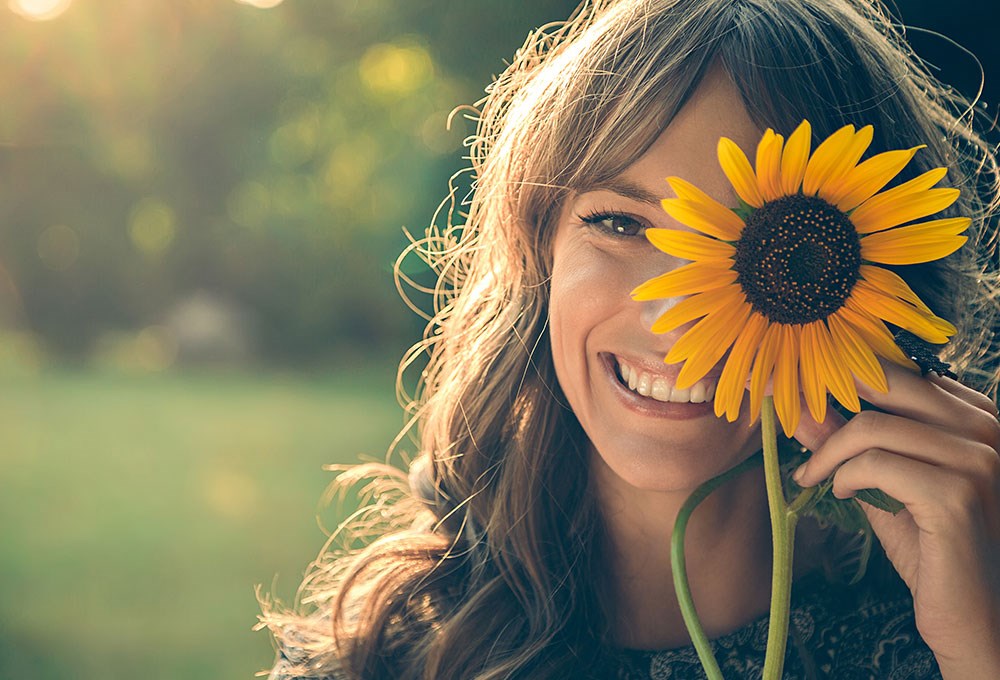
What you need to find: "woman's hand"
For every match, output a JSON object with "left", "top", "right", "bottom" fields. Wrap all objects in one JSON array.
[{"left": 791, "top": 361, "right": 1000, "bottom": 678}]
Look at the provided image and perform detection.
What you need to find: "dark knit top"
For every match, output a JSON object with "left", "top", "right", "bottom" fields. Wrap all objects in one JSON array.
[{"left": 267, "top": 564, "right": 941, "bottom": 680}]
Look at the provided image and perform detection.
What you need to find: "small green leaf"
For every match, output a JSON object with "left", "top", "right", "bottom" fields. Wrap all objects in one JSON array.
[
  {"left": 731, "top": 201, "right": 755, "bottom": 222},
  {"left": 855, "top": 488, "right": 905, "bottom": 514}
]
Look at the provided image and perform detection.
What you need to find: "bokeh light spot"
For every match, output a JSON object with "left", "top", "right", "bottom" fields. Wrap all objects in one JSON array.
[
  {"left": 134, "top": 325, "right": 178, "bottom": 372},
  {"left": 129, "top": 198, "right": 177, "bottom": 256},
  {"left": 322, "top": 133, "right": 378, "bottom": 205},
  {"left": 226, "top": 181, "right": 271, "bottom": 229},
  {"left": 201, "top": 467, "right": 258, "bottom": 520},
  {"left": 420, "top": 111, "right": 462, "bottom": 154},
  {"left": 37, "top": 224, "right": 80, "bottom": 272},
  {"left": 359, "top": 40, "right": 434, "bottom": 97},
  {"left": 9, "top": 0, "right": 71, "bottom": 21},
  {"left": 268, "top": 106, "right": 320, "bottom": 168},
  {"left": 234, "top": 0, "right": 284, "bottom": 8},
  {"left": 92, "top": 326, "right": 177, "bottom": 373}
]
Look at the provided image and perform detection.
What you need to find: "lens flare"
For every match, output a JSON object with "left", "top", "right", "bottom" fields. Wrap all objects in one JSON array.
[
  {"left": 234, "top": 0, "right": 284, "bottom": 8},
  {"left": 9, "top": 0, "right": 71, "bottom": 21}
]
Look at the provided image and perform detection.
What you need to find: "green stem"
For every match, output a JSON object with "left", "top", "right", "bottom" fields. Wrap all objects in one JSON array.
[
  {"left": 671, "top": 452, "right": 763, "bottom": 680},
  {"left": 762, "top": 396, "right": 795, "bottom": 680}
]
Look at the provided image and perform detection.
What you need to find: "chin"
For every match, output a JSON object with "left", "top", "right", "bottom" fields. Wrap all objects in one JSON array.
[{"left": 587, "top": 427, "right": 760, "bottom": 493}]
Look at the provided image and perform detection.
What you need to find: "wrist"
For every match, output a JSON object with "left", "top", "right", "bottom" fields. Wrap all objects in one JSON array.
[{"left": 935, "top": 638, "right": 1000, "bottom": 679}]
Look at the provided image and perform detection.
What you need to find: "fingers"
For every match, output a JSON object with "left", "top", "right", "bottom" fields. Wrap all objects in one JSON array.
[
  {"left": 829, "top": 448, "right": 986, "bottom": 532},
  {"left": 854, "top": 362, "right": 986, "bottom": 434},
  {"left": 792, "top": 360, "right": 999, "bottom": 455},
  {"left": 928, "top": 374, "right": 1000, "bottom": 417},
  {"left": 793, "top": 410, "right": 1000, "bottom": 488}
]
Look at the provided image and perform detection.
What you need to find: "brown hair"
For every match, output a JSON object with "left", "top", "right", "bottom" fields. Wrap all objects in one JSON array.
[{"left": 258, "top": 1, "right": 999, "bottom": 678}]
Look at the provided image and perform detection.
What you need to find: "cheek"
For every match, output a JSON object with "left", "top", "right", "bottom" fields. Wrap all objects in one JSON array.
[{"left": 548, "top": 243, "right": 634, "bottom": 396}]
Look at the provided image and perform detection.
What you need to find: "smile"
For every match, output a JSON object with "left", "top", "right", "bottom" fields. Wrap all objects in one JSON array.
[{"left": 614, "top": 356, "right": 717, "bottom": 404}]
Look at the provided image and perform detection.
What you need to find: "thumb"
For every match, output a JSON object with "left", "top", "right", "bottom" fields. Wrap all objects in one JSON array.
[{"left": 791, "top": 396, "right": 847, "bottom": 453}]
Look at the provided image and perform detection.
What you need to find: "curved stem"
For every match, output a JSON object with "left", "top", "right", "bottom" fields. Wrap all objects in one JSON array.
[
  {"left": 671, "top": 452, "right": 763, "bottom": 680},
  {"left": 762, "top": 396, "right": 795, "bottom": 680}
]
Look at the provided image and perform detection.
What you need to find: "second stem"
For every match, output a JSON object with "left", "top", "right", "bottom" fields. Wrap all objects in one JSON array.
[{"left": 761, "top": 396, "right": 797, "bottom": 680}]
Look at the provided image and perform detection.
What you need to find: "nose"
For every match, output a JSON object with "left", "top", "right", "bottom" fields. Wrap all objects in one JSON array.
[{"left": 638, "top": 295, "right": 680, "bottom": 330}]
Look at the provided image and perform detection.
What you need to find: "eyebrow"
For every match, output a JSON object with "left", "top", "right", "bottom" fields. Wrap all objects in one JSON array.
[{"left": 578, "top": 178, "right": 663, "bottom": 205}]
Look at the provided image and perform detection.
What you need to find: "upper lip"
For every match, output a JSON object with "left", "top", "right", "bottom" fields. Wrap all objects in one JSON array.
[{"left": 605, "top": 351, "right": 724, "bottom": 382}]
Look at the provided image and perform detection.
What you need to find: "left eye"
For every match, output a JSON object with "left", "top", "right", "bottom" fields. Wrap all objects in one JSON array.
[{"left": 583, "top": 213, "right": 643, "bottom": 237}]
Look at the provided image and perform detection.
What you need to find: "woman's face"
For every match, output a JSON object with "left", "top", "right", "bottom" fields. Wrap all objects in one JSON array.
[{"left": 549, "top": 71, "right": 767, "bottom": 492}]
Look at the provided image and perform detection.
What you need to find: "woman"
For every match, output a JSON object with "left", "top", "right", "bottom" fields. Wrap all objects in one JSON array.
[{"left": 260, "top": 0, "right": 1000, "bottom": 677}]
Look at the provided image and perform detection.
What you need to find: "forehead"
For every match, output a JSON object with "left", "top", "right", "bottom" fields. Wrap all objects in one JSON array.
[{"left": 615, "top": 69, "right": 762, "bottom": 202}]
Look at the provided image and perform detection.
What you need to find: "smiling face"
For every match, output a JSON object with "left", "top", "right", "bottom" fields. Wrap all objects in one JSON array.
[{"left": 549, "top": 69, "right": 767, "bottom": 492}]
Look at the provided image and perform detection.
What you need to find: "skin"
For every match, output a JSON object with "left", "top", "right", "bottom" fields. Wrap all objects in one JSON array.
[
  {"left": 549, "top": 69, "right": 784, "bottom": 649},
  {"left": 793, "top": 368, "right": 1000, "bottom": 677},
  {"left": 547, "top": 68, "right": 1000, "bottom": 675}
]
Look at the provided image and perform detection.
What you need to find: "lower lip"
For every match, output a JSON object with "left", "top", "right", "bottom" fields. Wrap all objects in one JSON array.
[{"left": 600, "top": 353, "right": 716, "bottom": 420}]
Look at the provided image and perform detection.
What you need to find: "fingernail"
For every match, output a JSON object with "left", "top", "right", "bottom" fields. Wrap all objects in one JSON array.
[{"left": 792, "top": 464, "right": 808, "bottom": 484}]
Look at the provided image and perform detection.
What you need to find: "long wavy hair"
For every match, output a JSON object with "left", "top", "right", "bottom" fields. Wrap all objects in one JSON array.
[{"left": 258, "top": 1, "right": 1000, "bottom": 678}]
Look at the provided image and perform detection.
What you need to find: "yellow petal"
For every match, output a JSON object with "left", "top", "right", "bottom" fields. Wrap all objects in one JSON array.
[
  {"left": 660, "top": 196, "right": 744, "bottom": 241},
  {"left": 860, "top": 218, "right": 970, "bottom": 264},
  {"left": 848, "top": 167, "right": 947, "bottom": 224},
  {"left": 827, "top": 311, "right": 888, "bottom": 393},
  {"left": 668, "top": 301, "right": 752, "bottom": 389},
  {"left": 815, "top": 320, "right": 861, "bottom": 412},
  {"left": 801, "top": 124, "right": 855, "bottom": 196},
  {"left": 798, "top": 322, "right": 828, "bottom": 424},
  {"left": 646, "top": 228, "right": 737, "bottom": 261},
  {"left": 631, "top": 260, "right": 737, "bottom": 300},
  {"left": 773, "top": 324, "right": 802, "bottom": 437},
  {"left": 858, "top": 264, "right": 931, "bottom": 314},
  {"left": 650, "top": 285, "right": 743, "bottom": 333},
  {"left": 837, "top": 302, "right": 917, "bottom": 369},
  {"left": 780, "top": 120, "right": 811, "bottom": 195},
  {"left": 850, "top": 281, "right": 955, "bottom": 343},
  {"left": 848, "top": 166, "right": 949, "bottom": 232},
  {"left": 718, "top": 137, "right": 764, "bottom": 208},
  {"left": 828, "top": 146, "right": 923, "bottom": 211},
  {"left": 749, "top": 323, "right": 781, "bottom": 424},
  {"left": 755, "top": 129, "right": 784, "bottom": 201},
  {"left": 850, "top": 187, "right": 960, "bottom": 234},
  {"left": 715, "top": 312, "right": 768, "bottom": 422},
  {"left": 863, "top": 237, "right": 969, "bottom": 265},
  {"left": 668, "top": 297, "right": 750, "bottom": 366},
  {"left": 817, "top": 125, "right": 874, "bottom": 200}
]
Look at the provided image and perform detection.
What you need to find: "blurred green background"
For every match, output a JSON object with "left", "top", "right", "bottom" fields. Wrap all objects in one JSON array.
[{"left": 0, "top": 1, "right": 992, "bottom": 679}]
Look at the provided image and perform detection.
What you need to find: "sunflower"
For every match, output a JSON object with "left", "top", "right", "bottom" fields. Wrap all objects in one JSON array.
[{"left": 632, "top": 120, "right": 967, "bottom": 437}]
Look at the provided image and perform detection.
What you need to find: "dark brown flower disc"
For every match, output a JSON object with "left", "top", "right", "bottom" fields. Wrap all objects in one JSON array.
[{"left": 734, "top": 194, "right": 861, "bottom": 325}]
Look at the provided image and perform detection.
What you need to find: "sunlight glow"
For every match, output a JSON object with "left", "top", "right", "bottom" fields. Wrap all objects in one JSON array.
[
  {"left": 234, "top": 0, "right": 284, "bottom": 8},
  {"left": 9, "top": 0, "right": 72, "bottom": 21}
]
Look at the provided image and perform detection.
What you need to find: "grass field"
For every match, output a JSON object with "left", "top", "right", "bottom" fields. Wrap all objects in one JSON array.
[{"left": 0, "top": 362, "right": 405, "bottom": 680}]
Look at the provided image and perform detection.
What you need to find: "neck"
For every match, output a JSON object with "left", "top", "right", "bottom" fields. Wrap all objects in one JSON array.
[{"left": 593, "top": 451, "right": 776, "bottom": 650}]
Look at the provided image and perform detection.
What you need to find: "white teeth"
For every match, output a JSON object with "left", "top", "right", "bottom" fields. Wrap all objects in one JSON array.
[
  {"left": 669, "top": 386, "right": 690, "bottom": 403},
  {"left": 636, "top": 372, "right": 651, "bottom": 397},
  {"left": 650, "top": 378, "right": 671, "bottom": 401},
  {"left": 614, "top": 356, "right": 716, "bottom": 404},
  {"left": 689, "top": 382, "right": 707, "bottom": 403}
]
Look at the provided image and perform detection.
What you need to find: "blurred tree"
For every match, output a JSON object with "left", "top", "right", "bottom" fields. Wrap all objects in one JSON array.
[{"left": 0, "top": 0, "right": 991, "bottom": 365}]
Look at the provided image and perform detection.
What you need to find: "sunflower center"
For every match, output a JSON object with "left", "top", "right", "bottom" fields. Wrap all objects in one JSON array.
[{"left": 734, "top": 194, "right": 861, "bottom": 325}]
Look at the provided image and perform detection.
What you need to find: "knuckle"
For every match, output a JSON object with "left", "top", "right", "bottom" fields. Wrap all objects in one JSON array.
[
  {"left": 849, "top": 410, "right": 883, "bottom": 440},
  {"left": 972, "top": 442, "right": 1000, "bottom": 481},
  {"left": 969, "top": 408, "right": 1000, "bottom": 448},
  {"left": 945, "top": 474, "right": 981, "bottom": 516},
  {"left": 859, "top": 447, "right": 887, "bottom": 471}
]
